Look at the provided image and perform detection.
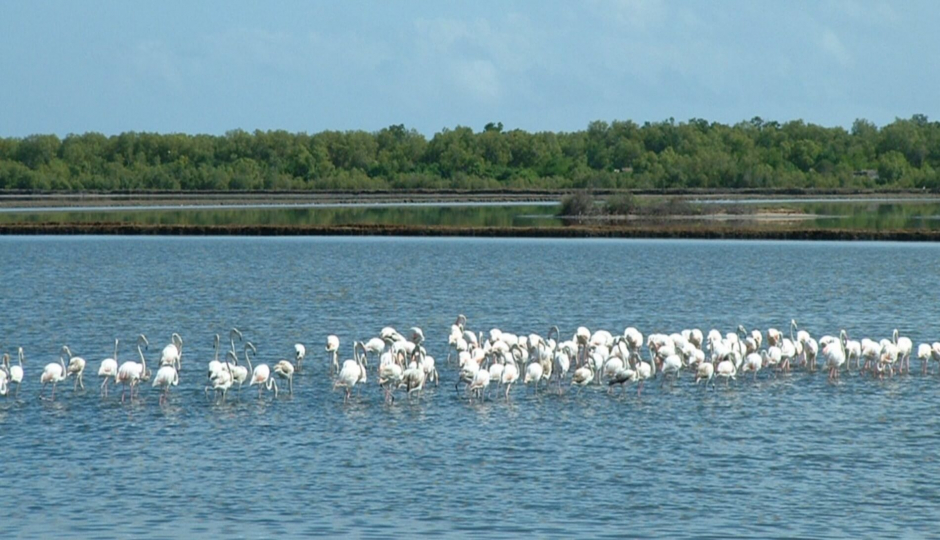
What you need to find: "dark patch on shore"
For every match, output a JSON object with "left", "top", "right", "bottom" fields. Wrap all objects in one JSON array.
[{"left": 1, "top": 222, "right": 938, "bottom": 241}]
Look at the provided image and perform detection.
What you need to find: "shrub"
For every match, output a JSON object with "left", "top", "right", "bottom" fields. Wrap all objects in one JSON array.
[
  {"left": 604, "top": 192, "right": 636, "bottom": 215},
  {"left": 559, "top": 191, "right": 598, "bottom": 217}
]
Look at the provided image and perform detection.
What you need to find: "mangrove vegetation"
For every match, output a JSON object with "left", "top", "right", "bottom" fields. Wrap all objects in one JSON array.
[{"left": 2, "top": 116, "right": 940, "bottom": 192}]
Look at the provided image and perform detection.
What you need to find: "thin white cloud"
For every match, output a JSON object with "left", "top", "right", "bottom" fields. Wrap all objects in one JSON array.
[
  {"left": 597, "top": 0, "right": 668, "bottom": 30},
  {"left": 821, "top": 28, "right": 852, "bottom": 67},
  {"left": 411, "top": 15, "right": 541, "bottom": 104},
  {"left": 456, "top": 59, "right": 500, "bottom": 101},
  {"left": 131, "top": 41, "right": 183, "bottom": 91}
]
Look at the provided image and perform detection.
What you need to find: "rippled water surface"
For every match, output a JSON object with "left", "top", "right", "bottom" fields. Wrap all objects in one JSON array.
[{"left": 2, "top": 237, "right": 940, "bottom": 538}]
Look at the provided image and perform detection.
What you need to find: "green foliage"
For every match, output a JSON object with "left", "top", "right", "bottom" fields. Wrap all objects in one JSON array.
[
  {"left": 604, "top": 192, "right": 637, "bottom": 215},
  {"left": 1, "top": 116, "right": 940, "bottom": 191}
]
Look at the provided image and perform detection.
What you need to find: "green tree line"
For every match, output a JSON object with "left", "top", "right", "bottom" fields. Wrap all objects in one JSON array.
[{"left": 1, "top": 116, "right": 939, "bottom": 191}]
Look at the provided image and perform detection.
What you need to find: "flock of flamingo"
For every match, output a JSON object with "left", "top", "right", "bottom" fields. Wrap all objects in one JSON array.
[{"left": 0, "top": 317, "right": 935, "bottom": 405}]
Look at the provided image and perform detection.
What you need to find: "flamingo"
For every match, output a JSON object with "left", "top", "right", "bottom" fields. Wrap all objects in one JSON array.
[
  {"left": 207, "top": 334, "right": 223, "bottom": 380},
  {"left": 524, "top": 361, "right": 544, "bottom": 394},
  {"left": 500, "top": 361, "right": 519, "bottom": 400},
  {"left": 607, "top": 366, "right": 637, "bottom": 395},
  {"left": 160, "top": 333, "right": 183, "bottom": 370},
  {"left": 930, "top": 343, "right": 940, "bottom": 375},
  {"left": 363, "top": 337, "right": 386, "bottom": 367},
  {"left": 116, "top": 335, "right": 149, "bottom": 402},
  {"left": 152, "top": 363, "right": 179, "bottom": 405},
  {"left": 9, "top": 347, "right": 24, "bottom": 398},
  {"left": 294, "top": 343, "right": 306, "bottom": 372},
  {"left": 571, "top": 363, "right": 593, "bottom": 393},
  {"left": 334, "top": 342, "right": 365, "bottom": 403},
  {"left": 716, "top": 356, "right": 736, "bottom": 386},
  {"left": 97, "top": 339, "right": 119, "bottom": 397},
  {"left": 378, "top": 352, "right": 403, "bottom": 403},
  {"left": 456, "top": 351, "right": 481, "bottom": 395},
  {"left": 660, "top": 354, "right": 682, "bottom": 388},
  {"left": 229, "top": 328, "right": 243, "bottom": 356},
  {"left": 40, "top": 350, "right": 68, "bottom": 401},
  {"left": 326, "top": 335, "right": 340, "bottom": 375},
  {"left": 743, "top": 352, "right": 763, "bottom": 380},
  {"left": 635, "top": 357, "right": 653, "bottom": 397},
  {"left": 400, "top": 361, "right": 426, "bottom": 399},
  {"left": 822, "top": 331, "right": 847, "bottom": 382},
  {"left": 917, "top": 343, "right": 932, "bottom": 375},
  {"left": 229, "top": 342, "right": 256, "bottom": 395},
  {"left": 893, "top": 329, "right": 913, "bottom": 375},
  {"left": 63, "top": 345, "right": 86, "bottom": 391},
  {"left": 274, "top": 359, "right": 295, "bottom": 396},
  {"left": 695, "top": 361, "right": 715, "bottom": 387},
  {"left": 206, "top": 353, "right": 235, "bottom": 403},
  {"left": 468, "top": 367, "right": 490, "bottom": 402},
  {"left": 250, "top": 359, "right": 276, "bottom": 399},
  {"left": 860, "top": 339, "right": 880, "bottom": 372}
]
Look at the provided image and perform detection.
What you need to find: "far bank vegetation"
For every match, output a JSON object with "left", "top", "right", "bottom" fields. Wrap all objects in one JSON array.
[{"left": 1, "top": 116, "right": 939, "bottom": 192}]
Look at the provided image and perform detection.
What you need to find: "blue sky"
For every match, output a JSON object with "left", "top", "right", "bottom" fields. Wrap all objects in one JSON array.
[{"left": 0, "top": 0, "right": 936, "bottom": 137}]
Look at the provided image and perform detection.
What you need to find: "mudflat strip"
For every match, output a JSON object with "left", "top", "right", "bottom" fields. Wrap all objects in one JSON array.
[{"left": 0, "top": 221, "right": 937, "bottom": 241}]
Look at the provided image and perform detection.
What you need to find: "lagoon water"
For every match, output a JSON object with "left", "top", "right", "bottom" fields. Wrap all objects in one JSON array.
[{"left": 2, "top": 236, "right": 940, "bottom": 538}]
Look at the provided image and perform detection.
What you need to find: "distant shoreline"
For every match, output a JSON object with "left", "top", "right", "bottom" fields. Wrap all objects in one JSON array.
[
  {"left": 1, "top": 190, "right": 938, "bottom": 240},
  {"left": 0, "top": 188, "right": 937, "bottom": 209}
]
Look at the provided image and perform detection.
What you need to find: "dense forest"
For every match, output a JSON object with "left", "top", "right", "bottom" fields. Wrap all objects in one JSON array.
[{"left": 1, "top": 116, "right": 939, "bottom": 192}]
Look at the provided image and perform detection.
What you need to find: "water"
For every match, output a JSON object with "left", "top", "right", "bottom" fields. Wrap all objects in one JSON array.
[
  {"left": 3, "top": 198, "right": 940, "bottom": 232},
  {"left": 1, "top": 236, "right": 939, "bottom": 538},
  {"left": 0, "top": 203, "right": 563, "bottom": 228}
]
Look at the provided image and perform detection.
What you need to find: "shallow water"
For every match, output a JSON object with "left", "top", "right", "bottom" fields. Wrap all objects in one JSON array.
[
  {"left": 0, "top": 203, "right": 563, "bottom": 228},
  {"left": 1, "top": 237, "right": 939, "bottom": 538}
]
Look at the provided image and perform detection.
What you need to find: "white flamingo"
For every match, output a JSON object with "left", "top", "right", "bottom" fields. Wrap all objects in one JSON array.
[
  {"left": 660, "top": 354, "right": 682, "bottom": 387},
  {"left": 116, "top": 335, "right": 149, "bottom": 402},
  {"left": 9, "top": 347, "right": 24, "bottom": 398},
  {"left": 893, "top": 329, "right": 913, "bottom": 375},
  {"left": 228, "top": 342, "right": 256, "bottom": 395},
  {"left": 716, "top": 356, "right": 736, "bottom": 386},
  {"left": 608, "top": 366, "right": 637, "bottom": 395},
  {"left": 40, "top": 351, "right": 68, "bottom": 401},
  {"left": 63, "top": 345, "right": 86, "bottom": 391},
  {"left": 294, "top": 343, "right": 306, "bottom": 372},
  {"left": 400, "top": 361, "right": 426, "bottom": 399},
  {"left": 378, "top": 351, "right": 403, "bottom": 403},
  {"left": 822, "top": 331, "right": 847, "bottom": 382},
  {"left": 326, "top": 335, "right": 340, "bottom": 375},
  {"left": 501, "top": 361, "right": 519, "bottom": 400},
  {"left": 571, "top": 363, "right": 593, "bottom": 392},
  {"left": 206, "top": 353, "right": 235, "bottom": 403},
  {"left": 334, "top": 342, "right": 365, "bottom": 403},
  {"left": 207, "top": 334, "right": 223, "bottom": 380},
  {"left": 274, "top": 359, "right": 295, "bottom": 396},
  {"left": 250, "top": 360, "right": 276, "bottom": 399},
  {"left": 468, "top": 367, "right": 490, "bottom": 402},
  {"left": 695, "top": 361, "right": 715, "bottom": 387},
  {"left": 97, "top": 339, "right": 119, "bottom": 397},
  {"left": 152, "top": 364, "right": 179, "bottom": 405},
  {"left": 917, "top": 343, "right": 932, "bottom": 375},
  {"left": 160, "top": 333, "right": 183, "bottom": 370},
  {"left": 524, "top": 361, "right": 544, "bottom": 394}
]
